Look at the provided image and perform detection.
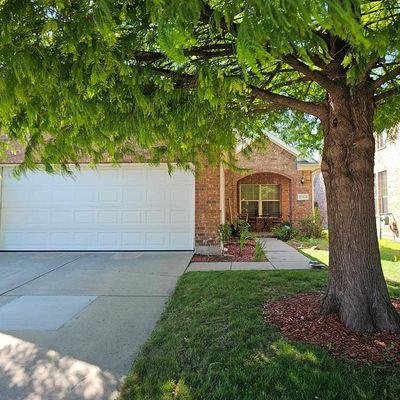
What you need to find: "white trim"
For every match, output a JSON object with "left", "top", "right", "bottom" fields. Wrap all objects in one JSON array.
[
  {"left": 220, "top": 164, "right": 225, "bottom": 224},
  {"left": 265, "top": 132, "right": 299, "bottom": 156},
  {"left": 0, "top": 167, "right": 3, "bottom": 233},
  {"left": 239, "top": 183, "right": 281, "bottom": 217},
  {"left": 0, "top": 162, "right": 194, "bottom": 168},
  {"left": 297, "top": 163, "right": 320, "bottom": 171}
]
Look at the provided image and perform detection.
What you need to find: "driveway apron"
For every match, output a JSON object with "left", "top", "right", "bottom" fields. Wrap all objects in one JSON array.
[{"left": 0, "top": 251, "right": 192, "bottom": 400}]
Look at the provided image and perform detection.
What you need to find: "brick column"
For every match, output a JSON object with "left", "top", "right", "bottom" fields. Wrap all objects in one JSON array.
[
  {"left": 292, "top": 170, "right": 314, "bottom": 224},
  {"left": 195, "top": 165, "right": 221, "bottom": 254}
]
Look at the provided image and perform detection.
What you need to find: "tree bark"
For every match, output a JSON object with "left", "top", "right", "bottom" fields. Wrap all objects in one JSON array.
[{"left": 320, "top": 85, "right": 400, "bottom": 333}]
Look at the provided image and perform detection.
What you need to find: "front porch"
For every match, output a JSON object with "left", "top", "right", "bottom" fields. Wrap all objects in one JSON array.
[{"left": 225, "top": 171, "right": 292, "bottom": 232}]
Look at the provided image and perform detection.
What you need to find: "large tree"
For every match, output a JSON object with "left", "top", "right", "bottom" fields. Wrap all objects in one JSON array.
[{"left": 1, "top": 1, "right": 400, "bottom": 332}]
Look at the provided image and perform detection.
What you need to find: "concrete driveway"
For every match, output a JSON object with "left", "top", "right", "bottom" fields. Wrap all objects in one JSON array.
[{"left": 0, "top": 251, "right": 192, "bottom": 400}]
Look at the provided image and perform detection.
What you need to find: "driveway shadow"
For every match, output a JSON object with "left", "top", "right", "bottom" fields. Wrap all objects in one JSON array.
[{"left": 0, "top": 333, "right": 120, "bottom": 400}]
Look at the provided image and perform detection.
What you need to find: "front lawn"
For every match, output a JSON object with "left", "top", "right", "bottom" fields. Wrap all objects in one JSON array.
[
  {"left": 293, "top": 238, "right": 400, "bottom": 292},
  {"left": 120, "top": 270, "right": 400, "bottom": 400}
]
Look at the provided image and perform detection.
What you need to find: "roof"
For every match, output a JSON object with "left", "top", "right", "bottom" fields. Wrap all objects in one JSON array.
[{"left": 1, "top": 132, "right": 320, "bottom": 171}]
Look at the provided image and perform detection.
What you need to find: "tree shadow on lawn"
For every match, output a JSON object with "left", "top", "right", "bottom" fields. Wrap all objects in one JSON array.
[
  {"left": 387, "top": 279, "right": 400, "bottom": 299},
  {"left": 120, "top": 270, "right": 400, "bottom": 400},
  {"left": 379, "top": 245, "right": 400, "bottom": 262},
  {"left": 121, "top": 328, "right": 400, "bottom": 400}
]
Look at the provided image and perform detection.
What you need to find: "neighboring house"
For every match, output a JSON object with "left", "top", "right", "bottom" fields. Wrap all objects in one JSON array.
[
  {"left": 313, "top": 171, "right": 328, "bottom": 226},
  {"left": 0, "top": 133, "right": 319, "bottom": 254},
  {"left": 374, "top": 129, "right": 400, "bottom": 241}
]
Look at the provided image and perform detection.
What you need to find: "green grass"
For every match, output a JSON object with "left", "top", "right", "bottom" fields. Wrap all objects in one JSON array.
[
  {"left": 120, "top": 270, "right": 400, "bottom": 400},
  {"left": 291, "top": 238, "right": 400, "bottom": 286}
]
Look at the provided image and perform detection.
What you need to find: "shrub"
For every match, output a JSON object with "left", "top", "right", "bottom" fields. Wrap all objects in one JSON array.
[
  {"left": 254, "top": 240, "right": 266, "bottom": 261},
  {"left": 239, "top": 230, "right": 256, "bottom": 252},
  {"left": 298, "top": 209, "right": 324, "bottom": 238},
  {"left": 321, "top": 229, "right": 329, "bottom": 239},
  {"left": 236, "top": 219, "right": 250, "bottom": 234},
  {"left": 272, "top": 225, "right": 298, "bottom": 241},
  {"left": 218, "top": 223, "right": 232, "bottom": 242}
]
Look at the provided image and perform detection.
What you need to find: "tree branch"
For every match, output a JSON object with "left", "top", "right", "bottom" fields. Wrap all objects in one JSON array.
[
  {"left": 149, "top": 67, "right": 197, "bottom": 88},
  {"left": 375, "top": 87, "right": 400, "bottom": 103},
  {"left": 248, "top": 85, "right": 327, "bottom": 119},
  {"left": 248, "top": 104, "right": 282, "bottom": 113},
  {"left": 270, "top": 76, "right": 312, "bottom": 90},
  {"left": 283, "top": 54, "right": 336, "bottom": 91},
  {"left": 372, "top": 65, "right": 400, "bottom": 90},
  {"left": 133, "top": 45, "right": 235, "bottom": 63}
]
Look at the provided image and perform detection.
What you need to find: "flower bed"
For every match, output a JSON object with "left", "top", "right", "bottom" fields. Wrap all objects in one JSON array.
[
  {"left": 192, "top": 239, "right": 261, "bottom": 262},
  {"left": 264, "top": 293, "right": 400, "bottom": 364}
]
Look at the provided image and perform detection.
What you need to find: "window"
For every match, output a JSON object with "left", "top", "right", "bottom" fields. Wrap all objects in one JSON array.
[
  {"left": 261, "top": 185, "right": 281, "bottom": 216},
  {"left": 378, "top": 171, "right": 388, "bottom": 214},
  {"left": 240, "top": 184, "right": 281, "bottom": 217},
  {"left": 376, "top": 130, "right": 387, "bottom": 150},
  {"left": 374, "top": 173, "right": 378, "bottom": 214},
  {"left": 240, "top": 184, "right": 259, "bottom": 217}
]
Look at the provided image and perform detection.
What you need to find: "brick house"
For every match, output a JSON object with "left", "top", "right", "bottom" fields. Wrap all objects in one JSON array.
[
  {"left": 374, "top": 128, "right": 400, "bottom": 241},
  {"left": 313, "top": 127, "right": 400, "bottom": 241},
  {"left": 0, "top": 133, "right": 319, "bottom": 253},
  {"left": 196, "top": 133, "right": 319, "bottom": 253}
]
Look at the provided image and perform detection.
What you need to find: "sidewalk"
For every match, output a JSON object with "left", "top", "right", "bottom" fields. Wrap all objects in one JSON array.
[{"left": 186, "top": 238, "right": 312, "bottom": 272}]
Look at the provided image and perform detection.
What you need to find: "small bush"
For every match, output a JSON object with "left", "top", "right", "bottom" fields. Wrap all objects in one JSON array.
[
  {"left": 218, "top": 223, "right": 232, "bottom": 242},
  {"left": 236, "top": 219, "right": 250, "bottom": 234},
  {"left": 272, "top": 225, "right": 298, "bottom": 241},
  {"left": 239, "top": 230, "right": 256, "bottom": 251},
  {"left": 321, "top": 229, "right": 329, "bottom": 239},
  {"left": 254, "top": 240, "right": 266, "bottom": 261},
  {"left": 298, "top": 209, "right": 324, "bottom": 238}
]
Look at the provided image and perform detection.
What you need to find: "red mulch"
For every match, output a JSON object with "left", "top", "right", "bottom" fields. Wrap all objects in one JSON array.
[
  {"left": 264, "top": 293, "right": 400, "bottom": 364},
  {"left": 192, "top": 239, "right": 258, "bottom": 262}
]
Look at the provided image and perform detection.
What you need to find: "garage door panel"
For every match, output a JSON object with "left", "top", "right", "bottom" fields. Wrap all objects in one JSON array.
[
  {"left": 52, "top": 211, "right": 72, "bottom": 224},
  {"left": 122, "top": 188, "right": 146, "bottom": 203},
  {"left": 122, "top": 210, "right": 142, "bottom": 224},
  {"left": 121, "top": 232, "right": 144, "bottom": 247},
  {"left": 170, "top": 232, "right": 192, "bottom": 247},
  {"left": 98, "top": 190, "right": 119, "bottom": 203},
  {"left": 50, "top": 232, "right": 73, "bottom": 247},
  {"left": 0, "top": 165, "right": 195, "bottom": 250}
]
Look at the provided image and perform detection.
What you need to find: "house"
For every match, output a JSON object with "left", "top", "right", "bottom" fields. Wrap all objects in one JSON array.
[
  {"left": 312, "top": 127, "right": 400, "bottom": 241},
  {"left": 0, "top": 134, "right": 319, "bottom": 254},
  {"left": 312, "top": 171, "right": 328, "bottom": 226},
  {"left": 374, "top": 128, "right": 400, "bottom": 241}
]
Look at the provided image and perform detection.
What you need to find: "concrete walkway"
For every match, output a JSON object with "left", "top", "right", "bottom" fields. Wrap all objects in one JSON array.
[
  {"left": 186, "top": 238, "right": 311, "bottom": 272},
  {"left": 0, "top": 251, "right": 192, "bottom": 400}
]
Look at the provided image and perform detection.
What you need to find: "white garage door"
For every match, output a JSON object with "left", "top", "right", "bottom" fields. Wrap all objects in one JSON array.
[{"left": 0, "top": 164, "right": 195, "bottom": 251}]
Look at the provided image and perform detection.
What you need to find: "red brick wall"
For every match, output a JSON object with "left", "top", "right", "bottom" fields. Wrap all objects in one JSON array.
[
  {"left": 195, "top": 165, "right": 220, "bottom": 249},
  {"left": 224, "top": 141, "right": 314, "bottom": 226}
]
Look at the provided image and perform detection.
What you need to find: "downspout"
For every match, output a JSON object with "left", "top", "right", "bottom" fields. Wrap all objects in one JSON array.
[
  {"left": 311, "top": 170, "right": 317, "bottom": 216},
  {"left": 0, "top": 167, "right": 3, "bottom": 242},
  {"left": 289, "top": 179, "right": 293, "bottom": 225},
  {"left": 220, "top": 163, "right": 225, "bottom": 224},
  {"left": 219, "top": 163, "right": 225, "bottom": 254}
]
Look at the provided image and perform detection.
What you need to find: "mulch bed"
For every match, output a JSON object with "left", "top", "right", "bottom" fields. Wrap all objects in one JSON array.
[
  {"left": 264, "top": 293, "right": 400, "bottom": 364},
  {"left": 192, "top": 239, "right": 258, "bottom": 262}
]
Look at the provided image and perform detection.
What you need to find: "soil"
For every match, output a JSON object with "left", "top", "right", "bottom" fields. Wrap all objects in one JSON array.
[
  {"left": 264, "top": 293, "right": 400, "bottom": 364},
  {"left": 192, "top": 239, "right": 263, "bottom": 262}
]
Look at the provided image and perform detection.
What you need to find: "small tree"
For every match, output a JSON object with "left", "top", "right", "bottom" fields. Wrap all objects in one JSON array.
[{"left": 1, "top": 1, "right": 400, "bottom": 331}]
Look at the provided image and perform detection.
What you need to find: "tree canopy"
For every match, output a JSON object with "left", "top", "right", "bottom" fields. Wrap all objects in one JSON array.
[{"left": 1, "top": 0, "right": 400, "bottom": 172}]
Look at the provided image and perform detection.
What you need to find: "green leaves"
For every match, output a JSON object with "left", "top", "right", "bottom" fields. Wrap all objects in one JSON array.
[{"left": 1, "top": 0, "right": 400, "bottom": 170}]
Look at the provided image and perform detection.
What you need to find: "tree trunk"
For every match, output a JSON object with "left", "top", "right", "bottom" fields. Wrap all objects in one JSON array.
[{"left": 321, "top": 86, "right": 400, "bottom": 333}]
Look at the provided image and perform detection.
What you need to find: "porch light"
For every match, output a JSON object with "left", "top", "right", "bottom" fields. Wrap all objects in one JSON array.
[{"left": 300, "top": 176, "right": 305, "bottom": 185}]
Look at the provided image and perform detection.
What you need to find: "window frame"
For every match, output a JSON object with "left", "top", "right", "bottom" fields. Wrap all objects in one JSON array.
[
  {"left": 376, "top": 130, "right": 387, "bottom": 150},
  {"left": 239, "top": 183, "right": 282, "bottom": 217},
  {"left": 378, "top": 171, "right": 388, "bottom": 214}
]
